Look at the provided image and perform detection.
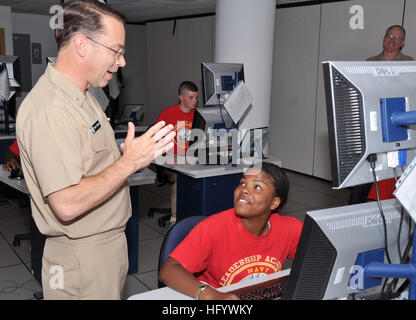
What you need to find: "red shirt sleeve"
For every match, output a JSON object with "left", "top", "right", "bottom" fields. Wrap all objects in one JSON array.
[
  {"left": 367, "top": 178, "right": 396, "bottom": 201},
  {"left": 156, "top": 109, "right": 165, "bottom": 123},
  {"left": 9, "top": 139, "right": 20, "bottom": 157},
  {"left": 280, "top": 216, "right": 304, "bottom": 259},
  {"left": 169, "top": 218, "right": 213, "bottom": 275}
]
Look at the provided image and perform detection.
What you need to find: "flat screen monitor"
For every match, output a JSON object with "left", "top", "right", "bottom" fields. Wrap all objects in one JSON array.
[
  {"left": 0, "top": 56, "right": 20, "bottom": 122},
  {"left": 323, "top": 61, "right": 416, "bottom": 189},
  {"left": 0, "top": 55, "right": 20, "bottom": 88},
  {"left": 188, "top": 106, "right": 237, "bottom": 164},
  {"left": 283, "top": 199, "right": 411, "bottom": 300},
  {"left": 118, "top": 104, "right": 144, "bottom": 125},
  {"left": 201, "top": 62, "right": 244, "bottom": 106}
]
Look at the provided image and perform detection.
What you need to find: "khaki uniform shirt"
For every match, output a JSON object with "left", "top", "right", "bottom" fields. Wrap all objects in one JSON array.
[
  {"left": 16, "top": 64, "right": 131, "bottom": 238},
  {"left": 366, "top": 51, "right": 414, "bottom": 61}
]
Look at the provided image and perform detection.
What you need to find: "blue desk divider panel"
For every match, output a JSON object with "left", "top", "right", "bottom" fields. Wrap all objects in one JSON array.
[
  {"left": 177, "top": 173, "right": 243, "bottom": 221},
  {"left": 126, "top": 185, "right": 139, "bottom": 274}
]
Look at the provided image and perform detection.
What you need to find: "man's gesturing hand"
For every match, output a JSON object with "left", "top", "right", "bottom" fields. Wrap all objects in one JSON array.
[{"left": 120, "top": 121, "right": 175, "bottom": 172}]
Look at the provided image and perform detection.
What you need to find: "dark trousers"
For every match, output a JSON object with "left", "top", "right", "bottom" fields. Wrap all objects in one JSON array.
[{"left": 348, "top": 183, "right": 372, "bottom": 205}]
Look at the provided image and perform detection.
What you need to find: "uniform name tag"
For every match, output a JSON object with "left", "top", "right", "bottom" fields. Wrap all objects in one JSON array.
[{"left": 90, "top": 120, "right": 101, "bottom": 134}]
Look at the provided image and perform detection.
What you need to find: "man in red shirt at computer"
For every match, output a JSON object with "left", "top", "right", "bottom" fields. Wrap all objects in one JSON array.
[{"left": 156, "top": 81, "right": 199, "bottom": 227}]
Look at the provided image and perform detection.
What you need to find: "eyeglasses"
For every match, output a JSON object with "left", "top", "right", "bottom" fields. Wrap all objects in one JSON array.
[
  {"left": 86, "top": 36, "right": 126, "bottom": 59},
  {"left": 385, "top": 34, "right": 403, "bottom": 41}
]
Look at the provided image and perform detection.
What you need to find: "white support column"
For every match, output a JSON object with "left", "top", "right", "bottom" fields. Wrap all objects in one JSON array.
[{"left": 215, "top": 0, "right": 276, "bottom": 131}]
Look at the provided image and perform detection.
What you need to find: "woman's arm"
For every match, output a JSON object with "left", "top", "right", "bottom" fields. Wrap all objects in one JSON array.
[{"left": 159, "top": 257, "right": 239, "bottom": 300}]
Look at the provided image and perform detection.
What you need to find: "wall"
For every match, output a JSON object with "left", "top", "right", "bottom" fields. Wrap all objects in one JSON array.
[
  {"left": 145, "top": 16, "right": 215, "bottom": 125},
  {"left": 0, "top": 6, "right": 13, "bottom": 55},
  {"left": 402, "top": 0, "right": 416, "bottom": 59},
  {"left": 270, "top": 4, "right": 321, "bottom": 175},
  {"left": 12, "top": 13, "right": 57, "bottom": 87},
  {"left": 141, "top": 1, "right": 416, "bottom": 181},
  {"left": 11, "top": 13, "right": 58, "bottom": 109},
  {"left": 118, "top": 24, "right": 147, "bottom": 116},
  {"left": 313, "top": 0, "right": 406, "bottom": 180},
  {"left": 7, "top": 12, "right": 214, "bottom": 127},
  {"left": 8, "top": 14, "right": 146, "bottom": 122},
  {"left": 5, "top": 1, "right": 416, "bottom": 182},
  {"left": 269, "top": 0, "right": 412, "bottom": 180}
]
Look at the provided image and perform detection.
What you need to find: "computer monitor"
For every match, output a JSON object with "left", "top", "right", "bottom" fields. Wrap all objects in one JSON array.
[
  {"left": 0, "top": 55, "right": 21, "bottom": 89},
  {"left": 188, "top": 106, "right": 237, "bottom": 164},
  {"left": 0, "top": 55, "right": 21, "bottom": 99},
  {"left": 0, "top": 56, "right": 20, "bottom": 133},
  {"left": 201, "top": 62, "right": 244, "bottom": 106},
  {"left": 323, "top": 61, "right": 416, "bottom": 189},
  {"left": 192, "top": 106, "right": 234, "bottom": 134},
  {"left": 118, "top": 104, "right": 144, "bottom": 125},
  {"left": 283, "top": 199, "right": 411, "bottom": 300}
]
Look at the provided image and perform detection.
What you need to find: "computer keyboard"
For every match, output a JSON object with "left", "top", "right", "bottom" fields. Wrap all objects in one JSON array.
[{"left": 230, "top": 275, "right": 289, "bottom": 300}]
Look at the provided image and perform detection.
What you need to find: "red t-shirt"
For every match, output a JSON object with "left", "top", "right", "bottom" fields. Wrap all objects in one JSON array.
[
  {"left": 156, "top": 104, "right": 194, "bottom": 155},
  {"left": 9, "top": 139, "right": 20, "bottom": 156},
  {"left": 367, "top": 178, "right": 396, "bottom": 201},
  {"left": 169, "top": 208, "right": 303, "bottom": 288}
]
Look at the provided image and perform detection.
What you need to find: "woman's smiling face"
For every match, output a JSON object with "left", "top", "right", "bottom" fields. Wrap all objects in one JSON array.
[{"left": 233, "top": 169, "right": 280, "bottom": 219}]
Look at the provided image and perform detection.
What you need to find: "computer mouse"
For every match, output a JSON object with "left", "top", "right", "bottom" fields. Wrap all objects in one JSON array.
[{"left": 9, "top": 168, "right": 24, "bottom": 179}]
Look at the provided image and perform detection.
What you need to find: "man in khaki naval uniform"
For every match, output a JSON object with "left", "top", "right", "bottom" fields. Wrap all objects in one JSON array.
[{"left": 16, "top": 0, "right": 174, "bottom": 299}]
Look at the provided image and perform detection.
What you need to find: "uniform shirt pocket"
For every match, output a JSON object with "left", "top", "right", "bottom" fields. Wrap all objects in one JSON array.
[{"left": 91, "top": 127, "right": 107, "bottom": 152}]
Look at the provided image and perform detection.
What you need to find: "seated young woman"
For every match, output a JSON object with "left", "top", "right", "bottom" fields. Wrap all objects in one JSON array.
[{"left": 159, "top": 162, "right": 303, "bottom": 300}]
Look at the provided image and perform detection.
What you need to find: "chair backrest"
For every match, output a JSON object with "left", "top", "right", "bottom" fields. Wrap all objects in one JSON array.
[{"left": 158, "top": 215, "right": 206, "bottom": 288}]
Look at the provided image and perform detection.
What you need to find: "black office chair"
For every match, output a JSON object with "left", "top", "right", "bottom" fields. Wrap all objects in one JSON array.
[
  {"left": 348, "top": 183, "right": 373, "bottom": 204},
  {"left": 148, "top": 166, "right": 174, "bottom": 227},
  {"left": 12, "top": 232, "right": 30, "bottom": 247},
  {"left": 11, "top": 192, "right": 31, "bottom": 247},
  {"left": 8, "top": 192, "right": 44, "bottom": 299},
  {"left": 157, "top": 215, "right": 206, "bottom": 288}
]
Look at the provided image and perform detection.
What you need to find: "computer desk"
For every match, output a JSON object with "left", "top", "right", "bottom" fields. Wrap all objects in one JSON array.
[
  {"left": 128, "top": 268, "right": 291, "bottom": 300},
  {"left": 126, "top": 168, "right": 156, "bottom": 273},
  {"left": 154, "top": 155, "right": 282, "bottom": 220},
  {"left": 0, "top": 166, "right": 155, "bottom": 275}
]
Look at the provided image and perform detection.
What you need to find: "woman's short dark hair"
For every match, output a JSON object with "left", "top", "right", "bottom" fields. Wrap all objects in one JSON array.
[
  {"left": 260, "top": 162, "right": 289, "bottom": 212},
  {"left": 178, "top": 81, "right": 198, "bottom": 95},
  {"left": 55, "top": 0, "right": 126, "bottom": 50}
]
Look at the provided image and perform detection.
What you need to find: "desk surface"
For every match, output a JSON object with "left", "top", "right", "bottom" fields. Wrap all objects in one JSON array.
[
  {"left": 0, "top": 167, "right": 156, "bottom": 195},
  {"left": 0, "top": 167, "right": 29, "bottom": 194},
  {"left": 154, "top": 155, "right": 282, "bottom": 179},
  {"left": 113, "top": 125, "right": 149, "bottom": 133},
  {"left": 0, "top": 135, "right": 16, "bottom": 140},
  {"left": 128, "top": 268, "right": 291, "bottom": 300},
  {"left": 128, "top": 168, "right": 156, "bottom": 186}
]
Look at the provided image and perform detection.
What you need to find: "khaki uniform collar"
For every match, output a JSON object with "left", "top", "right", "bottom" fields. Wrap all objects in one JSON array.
[
  {"left": 45, "top": 63, "right": 87, "bottom": 107},
  {"left": 380, "top": 51, "right": 406, "bottom": 61}
]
